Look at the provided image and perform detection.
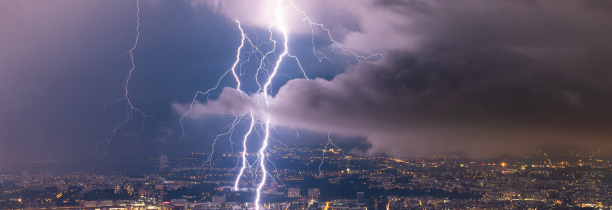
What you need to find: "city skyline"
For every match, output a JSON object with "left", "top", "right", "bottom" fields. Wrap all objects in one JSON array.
[{"left": 2, "top": 146, "right": 612, "bottom": 209}]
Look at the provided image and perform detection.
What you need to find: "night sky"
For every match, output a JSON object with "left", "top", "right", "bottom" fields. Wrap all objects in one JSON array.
[{"left": 1, "top": 0, "right": 612, "bottom": 170}]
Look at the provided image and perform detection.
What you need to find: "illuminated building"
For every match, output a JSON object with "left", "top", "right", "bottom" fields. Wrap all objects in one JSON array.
[
  {"left": 288, "top": 187, "right": 300, "bottom": 198},
  {"left": 308, "top": 188, "right": 320, "bottom": 199}
]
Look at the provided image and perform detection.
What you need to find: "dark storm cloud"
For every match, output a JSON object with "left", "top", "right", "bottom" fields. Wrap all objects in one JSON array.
[
  {"left": 272, "top": 48, "right": 612, "bottom": 156},
  {"left": 178, "top": 0, "right": 612, "bottom": 157}
]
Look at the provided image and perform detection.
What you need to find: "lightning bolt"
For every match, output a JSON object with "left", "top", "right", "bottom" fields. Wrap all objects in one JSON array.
[
  {"left": 234, "top": 108, "right": 254, "bottom": 190},
  {"left": 231, "top": 19, "right": 247, "bottom": 94},
  {"left": 319, "top": 131, "right": 333, "bottom": 173},
  {"left": 254, "top": 0, "right": 288, "bottom": 206},
  {"left": 99, "top": 0, "right": 167, "bottom": 160},
  {"left": 287, "top": 0, "right": 383, "bottom": 62},
  {"left": 203, "top": 111, "right": 243, "bottom": 171},
  {"left": 319, "top": 131, "right": 346, "bottom": 175}
]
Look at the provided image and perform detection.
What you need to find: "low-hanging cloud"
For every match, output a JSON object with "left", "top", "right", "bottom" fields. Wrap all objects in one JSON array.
[{"left": 175, "top": 47, "right": 612, "bottom": 157}]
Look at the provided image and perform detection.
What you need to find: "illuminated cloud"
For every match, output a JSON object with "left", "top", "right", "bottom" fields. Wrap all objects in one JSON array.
[
  {"left": 175, "top": 0, "right": 612, "bottom": 157},
  {"left": 186, "top": 0, "right": 418, "bottom": 54}
]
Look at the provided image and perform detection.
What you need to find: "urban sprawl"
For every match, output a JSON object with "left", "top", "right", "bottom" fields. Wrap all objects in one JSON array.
[{"left": 2, "top": 146, "right": 612, "bottom": 209}]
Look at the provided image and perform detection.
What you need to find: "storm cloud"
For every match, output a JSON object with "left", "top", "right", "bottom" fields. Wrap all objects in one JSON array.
[{"left": 176, "top": 0, "right": 612, "bottom": 157}]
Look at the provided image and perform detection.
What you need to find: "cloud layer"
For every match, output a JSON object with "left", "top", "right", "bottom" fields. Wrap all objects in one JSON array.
[{"left": 176, "top": 0, "right": 612, "bottom": 157}]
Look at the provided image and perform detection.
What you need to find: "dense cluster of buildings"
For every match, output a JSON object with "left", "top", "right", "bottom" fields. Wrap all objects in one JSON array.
[{"left": 2, "top": 148, "right": 612, "bottom": 209}]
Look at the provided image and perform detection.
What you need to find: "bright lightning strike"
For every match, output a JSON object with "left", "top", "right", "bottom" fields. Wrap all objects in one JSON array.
[
  {"left": 174, "top": 0, "right": 381, "bottom": 208},
  {"left": 231, "top": 19, "right": 247, "bottom": 94},
  {"left": 234, "top": 108, "right": 254, "bottom": 190},
  {"left": 254, "top": 0, "right": 289, "bottom": 207}
]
